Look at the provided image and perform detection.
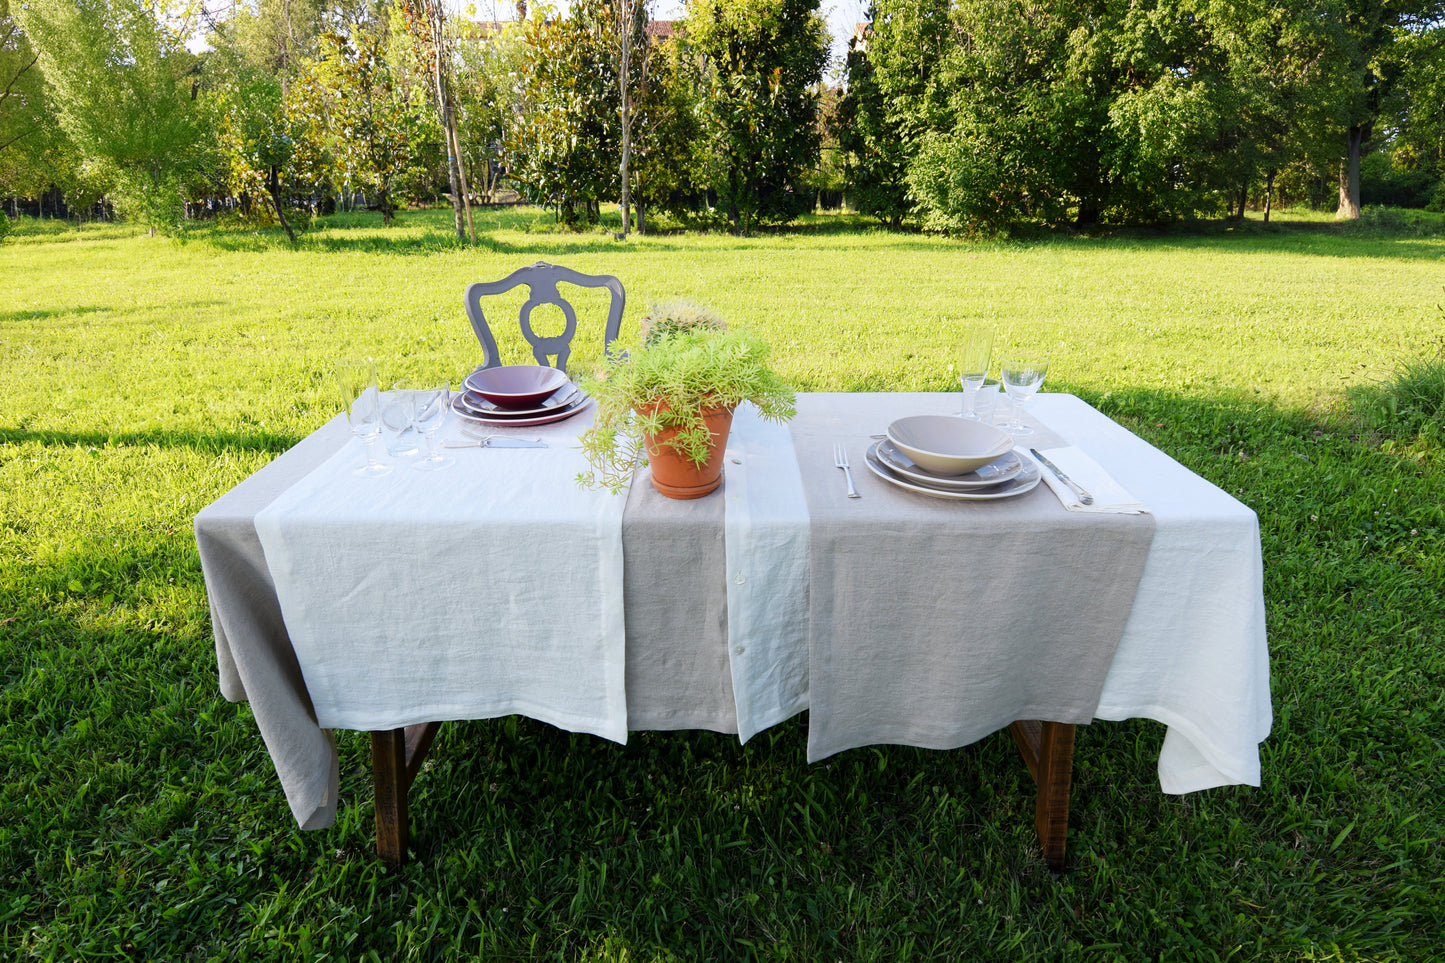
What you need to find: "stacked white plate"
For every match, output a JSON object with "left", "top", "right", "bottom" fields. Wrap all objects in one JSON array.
[
  {"left": 449, "top": 368, "right": 592, "bottom": 428},
  {"left": 864, "top": 437, "right": 1042, "bottom": 501}
]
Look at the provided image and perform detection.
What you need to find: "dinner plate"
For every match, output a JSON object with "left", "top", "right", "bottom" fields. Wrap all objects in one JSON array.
[
  {"left": 865, "top": 442, "right": 1041, "bottom": 501},
  {"left": 450, "top": 392, "right": 592, "bottom": 427},
  {"left": 457, "top": 383, "right": 580, "bottom": 417},
  {"left": 875, "top": 439, "right": 1023, "bottom": 491}
]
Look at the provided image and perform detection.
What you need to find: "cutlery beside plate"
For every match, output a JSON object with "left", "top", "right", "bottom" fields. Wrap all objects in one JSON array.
[{"left": 443, "top": 436, "right": 548, "bottom": 449}]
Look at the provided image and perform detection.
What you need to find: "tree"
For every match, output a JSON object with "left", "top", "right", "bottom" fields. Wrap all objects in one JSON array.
[
  {"left": 0, "top": 0, "right": 71, "bottom": 205},
  {"left": 399, "top": 0, "right": 474, "bottom": 241},
  {"left": 1323, "top": 0, "right": 1445, "bottom": 219},
  {"left": 450, "top": 20, "right": 527, "bottom": 204},
  {"left": 207, "top": 49, "right": 305, "bottom": 240},
  {"left": 509, "top": 0, "right": 621, "bottom": 226},
  {"left": 215, "top": 0, "right": 325, "bottom": 80},
  {"left": 612, "top": 0, "right": 650, "bottom": 237},
  {"left": 0, "top": 0, "right": 43, "bottom": 156},
  {"left": 682, "top": 0, "right": 830, "bottom": 233},
  {"left": 902, "top": 0, "right": 1115, "bottom": 233},
  {"left": 288, "top": 23, "right": 432, "bottom": 225},
  {"left": 16, "top": 0, "right": 208, "bottom": 233},
  {"left": 1370, "top": 12, "right": 1445, "bottom": 209},
  {"left": 838, "top": 0, "right": 955, "bottom": 227},
  {"left": 1203, "top": 0, "right": 1351, "bottom": 222},
  {"left": 628, "top": 26, "right": 704, "bottom": 227}
]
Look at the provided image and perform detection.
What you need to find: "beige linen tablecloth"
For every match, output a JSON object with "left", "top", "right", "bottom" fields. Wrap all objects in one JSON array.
[{"left": 785, "top": 394, "right": 1156, "bottom": 761}]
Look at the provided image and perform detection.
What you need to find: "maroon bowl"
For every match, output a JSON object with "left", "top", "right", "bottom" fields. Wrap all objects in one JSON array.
[{"left": 463, "top": 365, "right": 569, "bottom": 409}]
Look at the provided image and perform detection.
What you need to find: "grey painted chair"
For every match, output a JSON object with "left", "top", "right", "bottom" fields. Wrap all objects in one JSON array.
[{"left": 464, "top": 262, "right": 626, "bottom": 371}]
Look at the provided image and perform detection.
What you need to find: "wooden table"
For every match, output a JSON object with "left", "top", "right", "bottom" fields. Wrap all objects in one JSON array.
[{"left": 368, "top": 718, "right": 1077, "bottom": 869}]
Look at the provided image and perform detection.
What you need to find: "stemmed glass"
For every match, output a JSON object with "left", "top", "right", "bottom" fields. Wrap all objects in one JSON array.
[
  {"left": 336, "top": 360, "right": 391, "bottom": 476},
  {"left": 957, "top": 324, "right": 994, "bottom": 419},
  {"left": 999, "top": 356, "right": 1049, "bottom": 435},
  {"left": 382, "top": 379, "right": 419, "bottom": 457},
  {"left": 412, "top": 380, "right": 455, "bottom": 471}
]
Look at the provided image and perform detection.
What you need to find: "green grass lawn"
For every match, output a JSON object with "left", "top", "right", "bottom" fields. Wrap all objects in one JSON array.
[{"left": 1, "top": 208, "right": 1443, "bottom": 960}]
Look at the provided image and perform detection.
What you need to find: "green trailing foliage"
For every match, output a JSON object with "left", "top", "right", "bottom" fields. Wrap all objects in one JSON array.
[{"left": 577, "top": 309, "right": 796, "bottom": 493}]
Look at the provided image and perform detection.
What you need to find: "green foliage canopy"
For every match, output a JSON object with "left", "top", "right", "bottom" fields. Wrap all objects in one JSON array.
[
  {"left": 509, "top": 0, "right": 622, "bottom": 225},
  {"left": 16, "top": 0, "right": 208, "bottom": 232},
  {"left": 843, "top": 0, "right": 1444, "bottom": 232},
  {"left": 287, "top": 23, "right": 435, "bottom": 225},
  {"left": 681, "top": 0, "right": 829, "bottom": 233}
]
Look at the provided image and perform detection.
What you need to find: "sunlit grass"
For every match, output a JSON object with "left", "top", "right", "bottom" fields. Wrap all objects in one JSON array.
[{"left": 1, "top": 208, "right": 1442, "bottom": 960}]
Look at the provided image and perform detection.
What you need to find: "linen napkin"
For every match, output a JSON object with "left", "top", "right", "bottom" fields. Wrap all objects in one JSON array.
[{"left": 1032, "top": 445, "right": 1148, "bottom": 514}]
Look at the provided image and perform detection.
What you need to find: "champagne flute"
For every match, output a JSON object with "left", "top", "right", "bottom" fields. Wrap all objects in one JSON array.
[
  {"left": 999, "top": 356, "right": 1049, "bottom": 435},
  {"left": 337, "top": 360, "right": 391, "bottom": 476},
  {"left": 957, "top": 324, "right": 994, "bottom": 419},
  {"left": 412, "top": 380, "right": 455, "bottom": 471}
]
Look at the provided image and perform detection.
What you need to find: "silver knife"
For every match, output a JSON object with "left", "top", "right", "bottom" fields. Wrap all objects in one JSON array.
[
  {"left": 443, "top": 437, "right": 548, "bottom": 449},
  {"left": 1029, "top": 448, "right": 1094, "bottom": 505}
]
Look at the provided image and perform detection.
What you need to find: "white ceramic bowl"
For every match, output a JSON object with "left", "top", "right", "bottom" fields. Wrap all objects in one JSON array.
[
  {"left": 885, "top": 415, "right": 1013, "bottom": 476},
  {"left": 463, "top": 364, "right": 569, "bottom": 409}
]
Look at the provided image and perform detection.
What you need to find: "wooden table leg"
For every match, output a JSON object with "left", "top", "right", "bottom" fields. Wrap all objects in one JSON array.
[
  {"left": 1008, "top": 720, "right": 1077, "bottom": 872},
  {"left": 371, "top": 722, "right": 443, "bottom": 866}
]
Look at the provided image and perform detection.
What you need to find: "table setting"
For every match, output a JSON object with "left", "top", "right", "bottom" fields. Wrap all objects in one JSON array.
[{"left": 195, "top": 330, "right": 1269, "bottom": 865}]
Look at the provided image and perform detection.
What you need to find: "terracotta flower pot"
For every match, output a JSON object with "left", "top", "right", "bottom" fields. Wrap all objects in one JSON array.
[{"left": 641, "top": 403, "right": 736, "bottom": 499}]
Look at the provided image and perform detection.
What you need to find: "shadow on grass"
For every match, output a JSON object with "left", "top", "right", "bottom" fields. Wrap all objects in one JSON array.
[
  {"left": 0, "top": 426, "right": 301, "bottom": 456},
  {"left": 0, "top": 305, "right": 109, "bottom": 324}
]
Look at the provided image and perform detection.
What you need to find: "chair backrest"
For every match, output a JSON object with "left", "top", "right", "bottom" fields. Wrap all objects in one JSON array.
[{"left": 464, "top": 262, "right": 626, "bottom": 371}]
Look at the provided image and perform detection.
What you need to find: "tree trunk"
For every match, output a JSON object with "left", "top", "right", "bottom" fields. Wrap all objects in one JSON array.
[
  {"left": 618, "top": 18, "right": 632, "bottom": 239},
  {"left": 268, "top": 166, "right": 298, "bottom": 244},
  {"left": 1336, "top": 125, "right": 1363, "bottom": 220},
  {"left": 429, "top": 4, "right": 473, "bottom": 243},
  {"left": 1263, "top": 170, "right": 1275, "bottom": 224}
]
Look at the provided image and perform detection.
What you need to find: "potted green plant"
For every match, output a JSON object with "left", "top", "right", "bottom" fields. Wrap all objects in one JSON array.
[{"left": 576, "top": 302, "right": 796, "bottom": 498}]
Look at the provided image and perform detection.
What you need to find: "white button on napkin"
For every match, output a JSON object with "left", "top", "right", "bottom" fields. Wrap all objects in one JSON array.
[{"left": 1033, "top": 446, "right": 1148, "bottom": 514}]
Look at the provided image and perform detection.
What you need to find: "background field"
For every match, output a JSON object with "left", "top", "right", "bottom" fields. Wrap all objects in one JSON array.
[{"left": 1, "top": 209, "right": 1442, "bottom": 960}]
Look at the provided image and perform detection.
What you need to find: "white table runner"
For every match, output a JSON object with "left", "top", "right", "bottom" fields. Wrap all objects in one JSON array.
[
  {"left": 722, "top": 406, "right": 811, "bottom": 742},
  {"left": 253, "top": 405, "right": 630, "bottom": 742}
]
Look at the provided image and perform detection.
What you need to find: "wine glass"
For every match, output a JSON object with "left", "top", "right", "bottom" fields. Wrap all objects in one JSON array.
[
  {"left": 412, "top": 379, "right": 455, "bottom": 471},
  {"left": 957, "top": 324, "right": 994, "bottom": 419},
  {"left": 336, "top": 360, "right": 391, "bottom": 476},
  {"left": 382, "top": 379, "right": 419, "bottom": 457},
  {"left": 999, "top": 356, "right": 1049, "bottom": 435}
]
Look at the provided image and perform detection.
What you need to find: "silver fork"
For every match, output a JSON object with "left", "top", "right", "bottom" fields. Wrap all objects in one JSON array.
[{"left": 834, "top": 442, "right": 861, "bottom": 499}]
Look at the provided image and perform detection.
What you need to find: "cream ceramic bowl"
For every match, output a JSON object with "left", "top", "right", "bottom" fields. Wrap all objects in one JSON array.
[
  {"left": 885, "top": 415, "right": 1013, "bottom": 476},
  {"left": 463, "top": 364, "right": 569, "bottom": 408}
]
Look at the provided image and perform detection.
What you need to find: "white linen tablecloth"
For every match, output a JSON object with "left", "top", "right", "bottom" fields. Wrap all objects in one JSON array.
[{"left": 1032, "top": 395, "right": 1272, "bottom": 791}]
